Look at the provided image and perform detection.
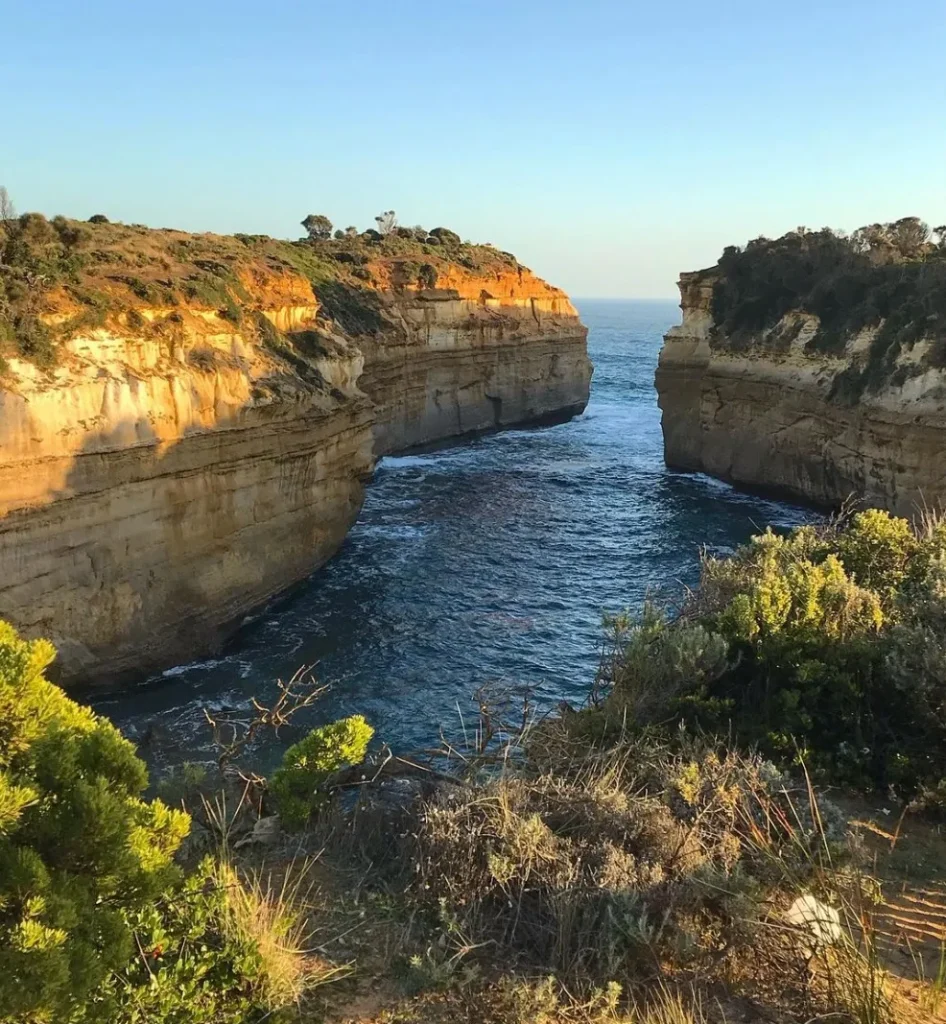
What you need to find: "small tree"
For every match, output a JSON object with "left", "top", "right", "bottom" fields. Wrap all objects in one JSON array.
[
  {"left": 888, "top": 216, "right": 929, "bottom": 258},
  {"left": 418, "top": 263, "right": 437, "bottom": 290},
  {"left": 88, "top": 213, "right": 109, "bottom": 224},
  {"left": 0, "top": 186, "right": 14, "bottom": 222},
  {"left": 301, "top": 213, "right": 333, "bottom": 240},
  {"left": 269, "top": 716, "right": 374, "bottom": 828},
  {"left": 344, "top": 225, "right": 358, "bottom": 237},
  {"left": 0, "top": 621, "right": 190, "bottom": 1020},
  {"left": 375, "top": 210, "right": 397, "bottom": 236}
]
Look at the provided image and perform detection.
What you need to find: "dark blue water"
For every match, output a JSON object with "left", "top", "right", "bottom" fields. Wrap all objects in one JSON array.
[{"left": 96, "top": 300, "right": 813, "bottom": 767}]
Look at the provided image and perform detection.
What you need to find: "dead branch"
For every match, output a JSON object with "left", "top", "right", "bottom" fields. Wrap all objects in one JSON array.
[{"left": 203, "top": 664, "right": 328, "bottom": 771}]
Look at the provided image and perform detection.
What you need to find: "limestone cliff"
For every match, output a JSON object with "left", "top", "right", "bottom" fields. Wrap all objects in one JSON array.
[
  {"left": 350, "top": 261, "right": 590, "bottom": 453},
  {"left": 0, "top": 218, "right": 590, "bottom": 683},
  {"left": 656, "top": 266, "right": 946, "bottom": 515},
  {"left": 0, "top": 287, "right": 373, "bottom": 685}
]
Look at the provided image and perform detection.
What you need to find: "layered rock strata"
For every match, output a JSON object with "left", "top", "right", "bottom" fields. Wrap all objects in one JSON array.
[
  {"left": 354, "top": 263, "right": 590, "bottom": 454},
  {"left": 0, "top": 300, "right": 373, "bottom": 685},
  {"left": 0, "top": 242, "right": 590, "bottom": 685},
  {"left": 656, "top": 271, "right": 946, "bottom": 515}
]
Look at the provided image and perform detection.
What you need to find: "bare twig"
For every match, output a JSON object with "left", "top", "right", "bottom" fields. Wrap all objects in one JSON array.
[{"left": 203, "top": 665, "right": 328, "bottom": 771}]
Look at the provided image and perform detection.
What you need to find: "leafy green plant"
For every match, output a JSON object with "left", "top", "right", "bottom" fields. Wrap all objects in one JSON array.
[
  {"left": 430, "top": 227, "right": 461, "bottom": 246},
  {"left": 598, "top": 510, "right": 946, "bottom": 794},
  {"left": 269, "top": 715, "right": 374, "bottom": 828},
  {"left": 0, "top": 620, "right": 191, "bottom": 1021},
  {"left": 74, "top": 857, "right": 261, "bottom": 1024}
]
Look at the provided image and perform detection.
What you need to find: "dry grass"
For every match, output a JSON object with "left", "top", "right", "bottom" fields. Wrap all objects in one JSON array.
[
  {"left": 494, "top": 977, "right": 715, "bottom": 1024},
  {"left": 381, "top": 730, "right": 831, "bottom": 1005},
  {"left": 214, "top": 857, "right": 350, "bottom": 1011},
  {"left": 311, "top": 723, "right": 946, "bottom": 1024}
]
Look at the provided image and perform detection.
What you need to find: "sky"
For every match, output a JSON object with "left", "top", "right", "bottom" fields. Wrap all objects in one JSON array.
[{"left": 1, "top": 0, "right": 943, "bottom": 298}]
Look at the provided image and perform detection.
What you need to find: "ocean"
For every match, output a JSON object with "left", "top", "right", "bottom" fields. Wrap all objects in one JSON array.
[{"left": 94, "top": 299, "right": 814, "bottom": 768}]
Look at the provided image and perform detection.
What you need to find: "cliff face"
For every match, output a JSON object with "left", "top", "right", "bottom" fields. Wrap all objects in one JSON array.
[
  {"left": 0, "top": 220, "right": 590, "bottom": 684},
  {"left": 353, "top": 263, "right": 590, "bottom": 453},
  {"left": 656, "top": 271, "right": 946, "bottom": 515},
  {"left": 0, "top": 289, "right": 374, "bottom": 685}
]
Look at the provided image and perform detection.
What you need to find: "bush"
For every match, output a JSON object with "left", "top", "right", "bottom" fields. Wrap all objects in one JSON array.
[
  {"left": 0, "top": 620, "right": 190, "bottom": 1021},
  {"left": 708, "top": 223, "right": 946, "bottom": 396},
  {"left": 597, "top": 511, "right": 946, "bottom": 794},
  {"left": 11, "top": 315, "right": 56, "bottom": 366},
  {"left": 430, "top": 226, "right": 461, "bottom": 246},
  {"left": 77, "top": 855, "right": 326, "bottom": 1023},
  {"left": 597, "top": 604, "right": 728, "bottom": 726},
  {"left": 269, "top": 715, "right": 374, "bottom": 827},
  {"left": 402, "top": 735, "right": 836, "bottom": 994},
  {"left": 417, "top": 263, "right": 438, "bottom": 290},
  {"left": 88, "top": 214, "right": 109, "bottom": 224}
]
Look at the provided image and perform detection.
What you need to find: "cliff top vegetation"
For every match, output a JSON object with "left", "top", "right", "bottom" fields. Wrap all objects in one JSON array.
[
  {"left": 706, "top": 217, "right": 946, "bottom": 399},
  {"left": 0, "top": 196, "right": 534, "bottom": 370}
]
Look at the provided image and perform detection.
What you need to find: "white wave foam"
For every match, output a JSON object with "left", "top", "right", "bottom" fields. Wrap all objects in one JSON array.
[{"left": 160, "top": 658, "right": 225, "bottom": 678}]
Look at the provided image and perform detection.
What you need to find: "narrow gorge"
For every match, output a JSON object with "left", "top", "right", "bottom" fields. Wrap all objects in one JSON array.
[
  {"left": 0, "top": 218, "right": 590, "bottom": 685},
  {"left": 656, "top": 223, "right": 946, "bottom": 515}
]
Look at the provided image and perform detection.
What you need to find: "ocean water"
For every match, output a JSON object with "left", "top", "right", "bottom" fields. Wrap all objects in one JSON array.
[{"left": 94, "top": 300, "right": 814, "bottom": 769}]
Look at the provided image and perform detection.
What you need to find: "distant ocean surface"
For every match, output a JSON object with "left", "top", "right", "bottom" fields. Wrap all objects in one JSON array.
[{"left": 95, "top": 300, "right": 814, "bottom": 768}]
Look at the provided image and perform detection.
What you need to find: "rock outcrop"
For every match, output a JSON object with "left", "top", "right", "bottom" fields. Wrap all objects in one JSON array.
[
  {"left": 656, "top": 270, "right": 946, "bottom": 515},
  {"left": 354, "top": 262, "right": 590, "bottom": 453},
  {"left": 0, "top": 221, "right": 590, "bottom": 684}
]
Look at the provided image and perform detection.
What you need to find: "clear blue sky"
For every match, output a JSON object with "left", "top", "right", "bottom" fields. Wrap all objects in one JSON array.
[{"left": 2, "top": 0, "right": 943, "bottom": 297}]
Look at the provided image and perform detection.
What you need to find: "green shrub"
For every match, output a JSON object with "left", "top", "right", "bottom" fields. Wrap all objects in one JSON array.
[
  {"left": 219, "top": 293, "right": 243, "bottom": 325},
  {"left": 270, "top": 715, "right": 374, "bottom": 828},
  {"left": 709, "top": 223, "right": 946, "bottom": 396},
  {"left": 597, "top": 604, "right": 729, "bottom": 726},
  {"left": 0, "top": 620, "right": 190, "bottom": 1021},
  {"left": 88, "top": 214, "right": 109, "bottom": 224},
  {"left": 74, "top": 857, "right": 260, "bottom": 1024},
  {"left": 599, "top": 511, "right": 946, "bottom": 794},
  {"left": 72, "top": 853, "right": 329, "bottom": 1024},
  {"left": 430, "top": 227, "right": 461, "bottom": 246},
  {"left": 12, "top": 315, "right": 56, "bottom": 366},
  {"left": 403, "top": 736, "right": 833, "bottom": 993},
  {"left": 417, "top": 263, "right": 438, "bottom": 290}
]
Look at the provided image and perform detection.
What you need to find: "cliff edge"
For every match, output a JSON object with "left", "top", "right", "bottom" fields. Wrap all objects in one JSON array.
[
  {"left": 656, "top": 221, "right": 946, "bottom": 514},
  {"left": 0, "top": 216, "right": 590, "bottom": 683}
]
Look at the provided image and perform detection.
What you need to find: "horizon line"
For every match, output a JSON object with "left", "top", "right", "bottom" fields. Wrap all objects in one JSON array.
[{"left": 573, "top": 295, "right": 679, "bottom": 302}]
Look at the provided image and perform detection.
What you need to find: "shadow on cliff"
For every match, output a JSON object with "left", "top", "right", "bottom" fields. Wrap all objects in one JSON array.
[
  {"left": 314, "top": 281, "right": 387, "bottom": 337},
  {"left": 0, "top": 348, "right": 374, "bottom": 690}
]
